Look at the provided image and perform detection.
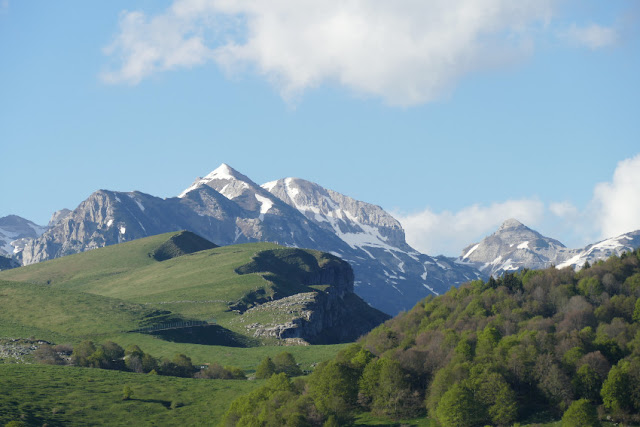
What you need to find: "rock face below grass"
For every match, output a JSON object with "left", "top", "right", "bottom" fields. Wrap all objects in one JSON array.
[{"left": 234, "top": 249, "right": 390, "bottom": 344}]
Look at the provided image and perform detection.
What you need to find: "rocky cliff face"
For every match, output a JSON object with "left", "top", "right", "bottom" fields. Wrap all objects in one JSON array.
[
  {"left": 236, "top": 252, "right": 389, "bottom": 344},
  {"left": 0, "top": 215, "right": 48, "bottom": 259}
]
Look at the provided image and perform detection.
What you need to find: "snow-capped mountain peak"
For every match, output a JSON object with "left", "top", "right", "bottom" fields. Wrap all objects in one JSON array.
[
  {"left": 556, "top": 230, "right": 640, "bottom": 270},
  {"left": 498, "top": 218, "right": 525, "bottom": 231},
  {"left": 460, "top": 218, "right": 568, "bottom": 276},
  {"left": 178, "top": 163, "right": 257, "bottom": 199}
]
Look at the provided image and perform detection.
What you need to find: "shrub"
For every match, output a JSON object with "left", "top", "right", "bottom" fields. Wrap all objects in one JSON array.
[{"left": 561, "top": 399, "right": 600, "bottom": 427}]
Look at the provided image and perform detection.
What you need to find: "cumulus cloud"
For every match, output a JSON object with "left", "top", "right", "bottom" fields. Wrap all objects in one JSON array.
[
  {"left": 593, "top": 154, "right": 640, "bottom": 239},
  {"left": 395, "top": 199, "right": 545, "bottom": 256},
  {"left": 549, "top": 201, "right": 579, "bottom": 219},
  {"left": 396, "top": 154, "right": 640, "bottom": 256},
  {"left": 561, "top": 23, "right": 618, "bottom": 50},
  {"left": 102, "top": 0, "right": 555, "bottom": 105},
  {"left": 100, "top": 9, "right": 215, "bottom": 84}
]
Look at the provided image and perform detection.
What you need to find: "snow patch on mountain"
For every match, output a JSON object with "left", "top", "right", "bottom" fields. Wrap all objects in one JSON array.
[
  {"left": 255, "top": 194, "right": 274, "bottom": 220},
  {"left": 556, "top": 231, "right": 640, "bottom": 270}
]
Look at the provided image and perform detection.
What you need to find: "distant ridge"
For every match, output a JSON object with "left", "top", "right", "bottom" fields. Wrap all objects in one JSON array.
[
  {"left": 459, "top": 218, "right": 640, "bottom": 276},
  {"left": 151, "top": 231, "right": 218, "bottom": 261}
]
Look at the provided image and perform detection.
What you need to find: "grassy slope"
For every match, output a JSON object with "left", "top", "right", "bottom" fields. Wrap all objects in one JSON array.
[
  {"left": 0, "top": 364, "right": 256, "bottom": 426},
  {"left": 0, "top": 280, "right": 173, "bottom": 343},
  {"left": 0, "top": 232, "right": 351, "bottom": 424},
  {"left": 0, "top": 231, "right": 350, "bottom": 364},
  {"left": 0, "top": 232, "right": 338, "bottom": 342}
]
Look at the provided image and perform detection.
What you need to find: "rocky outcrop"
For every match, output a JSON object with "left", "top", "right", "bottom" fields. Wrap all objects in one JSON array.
[{"left": 235, "top": 249, "right": 389, "bottom": 344}]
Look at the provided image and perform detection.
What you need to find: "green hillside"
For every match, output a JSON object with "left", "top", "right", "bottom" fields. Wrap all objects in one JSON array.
[
  {"left": 0, "top": 363, "right": 256, "bottom": 426},
  {"left": 0, "top": 280, "right": 173, "bottom": 343},
  {"left": 0, "top": 231, "right": 358, "bottom": 344},
  {"left": 219, "top": 249, "right": 640, "bottom": 426}
]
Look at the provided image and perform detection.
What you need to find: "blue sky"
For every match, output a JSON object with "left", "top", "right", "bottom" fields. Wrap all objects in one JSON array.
[{"left": 1, "top": 0, "right": 639, "bottom": 256}]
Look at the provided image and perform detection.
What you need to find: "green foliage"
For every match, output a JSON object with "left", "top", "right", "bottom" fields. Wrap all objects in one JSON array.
[
  {"left": 578, "top": 277, "right": 603, "bottom": 299},
  {"left": 255, "top": 356, "right": 276, "bottom": 379},
  {"left": 273, "top": 351, "right": 303, "bottom": 377},
  {"left": 307, "top": 360, "right": 359, "bottom": 422},
  {"left": 71, "top": 340, "right": 96, "bottom": 367},
  {"left": 573, "top": 364, "right": 602, "bottom": 401},
  {"left": 223, "top": 373, "right": 306, "bottom": 426},
  {"left": 435, "top": 382, "right": 483, "bottom": 427},
  {"left": 122, "top": 385, "right": 133, "bottom": 400},
  {"left": 634, "top": 298, "right": 640, "bottom": 323},
  {"left": 561, "top": 399, "right": 600, "bottom": 427},
  {"left": 362, "top": 358, "right": 419, "bottom": 419},
  {"left": 601, "top": 361, "right": 631, "bottom": 414}
]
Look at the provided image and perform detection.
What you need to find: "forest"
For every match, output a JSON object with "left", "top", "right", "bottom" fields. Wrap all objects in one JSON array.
[{"left": 222, "top": 249, "right": 640, "bottom": 426}]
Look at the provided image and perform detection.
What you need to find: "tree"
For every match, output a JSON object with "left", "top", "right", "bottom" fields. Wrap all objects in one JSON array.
[
  {"left": 601, "top": 361, "right": 632, "bottom": 416},
  {"left": 472, "top": 370, "right": 517, "bottom": 426},
  {"left": 122, "top": 385, "right": 133, "bottom": 400},
  {"left": 307, "top": 361, "right": 359, "bottom": 422},
  {"left": 359, "top": 357, "right": 419, "bottom": 419},
  {"left": 273, "top": 352, "right": 303, "bottom": 377},
  {"left": 561, "top": 399, "right": 600, "bottom": 427},
  {"left": 34, "top": 344, "right": 63, "bottom": 365},
  {"left": 573, "top": 364, "right": 602, "bottom": 401},
  {"left": 71, "top": 340, "right": 96, "bottom": 367},
  {"left": 435, "top": 382, "right": 484, "bottom": 427},
  {"left": 255, "top": 356, "right": 276, "bottom": 379},
  {"left": 195, "top": 362, "right": 233, "bottom": 379}
]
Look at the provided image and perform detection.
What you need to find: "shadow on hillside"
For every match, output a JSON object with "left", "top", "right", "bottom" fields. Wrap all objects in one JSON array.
[
  {"left": 128, "top": 398, "right": 172, "bottom": 409},
  {"left": 150, "top": 324, "right": 256, "bottom": 347}
]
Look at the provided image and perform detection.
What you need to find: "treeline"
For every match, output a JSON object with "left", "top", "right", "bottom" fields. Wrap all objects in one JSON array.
[
  {"left": 34, "top": 340, "right": 305, "bottom": 383},
  {"left": 34, "top": 340, "right": 247, "bottom": 380},
  {"left": 223, "top": 250, "right": 640, "bottom": 426}
]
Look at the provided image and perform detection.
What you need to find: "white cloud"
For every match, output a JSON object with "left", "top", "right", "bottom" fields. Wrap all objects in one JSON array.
[
  {"left": 593, "top": 154, "right": 640, "bottom": 239},
  {"left": 0, "top": 0, "right": 9, "bottom": 14},
  {"left": 102, "top": 0, "right": 555, "bottom": 105},
  {"left": 396, "top": 154, "right": 640, "bottom": 256},
  {"left": 549, "top": 201, "right": 578, "bottom": 218},
  {"left": 395, "top": 199, "right": 545, "bottom": 256},
  {"left": 562, "top": 23, "right": 618, "bottom": 50},
  {"left": 101, "top": 9, "right": 214, "bottom": 84}
]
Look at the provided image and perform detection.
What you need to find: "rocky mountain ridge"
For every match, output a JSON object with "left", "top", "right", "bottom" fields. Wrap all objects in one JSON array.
[
  {"left": 460, "top": 218, "right": 640, "bottom": 277},
  {"left": 11, "top": 164, "right": 480, "bottom": 315},
  {"left": 7, "top": 164, "right": 640, "bottom": 314},
  {"left": 0, "top": 215, "right": 48, "bottom": 262}
]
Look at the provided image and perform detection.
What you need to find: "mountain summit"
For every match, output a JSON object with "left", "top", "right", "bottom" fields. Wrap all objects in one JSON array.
[
  {"left": 460, "top": 219, "right": 640, "bottom": 277},
  {"left": 460, "top": 218, "right": 569, "bottom": 277}
]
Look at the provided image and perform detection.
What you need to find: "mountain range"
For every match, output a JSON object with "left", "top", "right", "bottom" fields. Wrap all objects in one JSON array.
[
  {"left": 2, "top": 164, "right": 640, "bottom": 315},
  {"left": 459, "top": 218, "right": 640, "bottom": 277}
]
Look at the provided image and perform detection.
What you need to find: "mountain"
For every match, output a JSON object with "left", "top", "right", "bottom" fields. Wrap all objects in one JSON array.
[
  {"left": 15, "top": 164, "right": 481, "bottom": 315},
  {"left": 0, "top": 231, "right": 388, "bottom": 345},
  {"left": 262, "top": 177, "right": 481, "bottom": 313},
  {"left": 556, "top": 230, "right": 640, "bottom": 270},
  {"left": 0, "top": 215, "right": 48, "bottom": 259},
  {"left": 459, "top": 219, "right": 570, "bottom": 277},
  {"left": 459, "top": 218, "right": 640, "bottom": 276}
]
